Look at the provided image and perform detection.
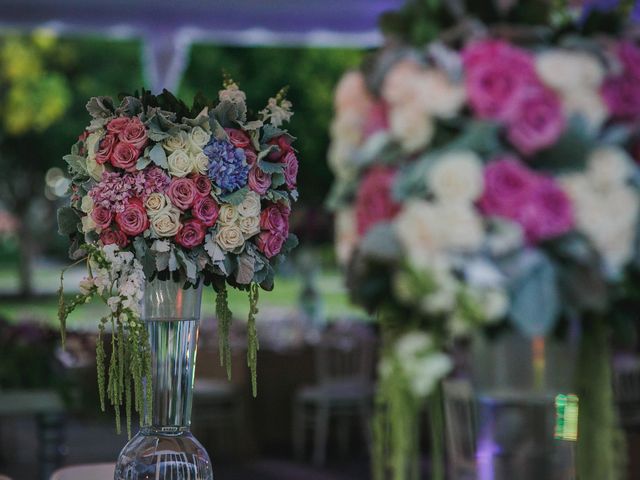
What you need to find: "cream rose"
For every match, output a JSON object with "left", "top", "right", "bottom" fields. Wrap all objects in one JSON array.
[
  {"left": 389, "top": 105, "right": 434, "bottom": 153},
  {"left": 417, "top": 70, "right": 466, "bottom": 119},
  {"left": 382, "top": 59, "right": 423, "bottom": 107},
  {"left": 218, "top": 204, "right": 239, "bottom": 225},
  {"left": 81, "top": 215, "right": 97, "bottom": 233},
  {"left": 190, "top": 151, "right": 209, "bottom": 175},
  {"left": 395, "top": 201, "right": 440, "bottom": 267},
  {"left": 85, "top": 130, "right": 104, "bottom": 161},
  {"left": 86, "top": 155, "right": 105, "bottom": 182},
  {"left": 334, "top": 70, "right": 372, "bottom": 115},
  {"left": 80, "top": 195, "right": 94, "bottom": 214},
  {"left": 434, "top": 203, "right": 484, "bottom": 252},
  {"left": 428, "top": 151, "right": 484, "bottom": 203},
  {"left": 167, "top": 149, "right": 193, "bottom": 178},
  {"left": 536, "top": 49, "right": 605, "bottom": 92},
  {"left": 335, "top": 208, "right": 359, "bottom": 266},
  {"left": 188, "top": 126, "right": 211, "bottom": 153},
  {"left": 145, "top": 193, "right": 169, "bottom": 217},
  {"left": 150, "top": 208, "right": 181, "bottom": 237},
  {"left": 239, "top": 216, "right": 260, "bottom": 238},
  {"left": 163, "top": 130, "right": 190, "bottom": 153},
  {"left": 216, "top": 224, "right": 245, "bottom": 251},
  {"left": 237, "top": 192, "right": 261, "bottom": 218},
  {"left": 587, "top": 146, "right": 633, "bottom": 191}
]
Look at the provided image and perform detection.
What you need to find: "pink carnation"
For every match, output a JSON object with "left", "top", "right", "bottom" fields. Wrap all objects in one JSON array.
[
  {"left": 115, "top": 198, "right": 149, "bottom": 237},
  {"left": 355, "top": 167, "right": 401, "bottom": 236},
  {"left": 463, "top": 39, "right": 537, "bottom": 121},
  {"left": 248, "top": 166, "right": 271, "bottom": 195},
  {"left": 175, "top": 219, "right": 206, "bottom": 248},
  {"left": 478, "top": 157, "right": 574, "bottom": 243},
  {"left": 507, "top": 87, "right": 565, "bottom": 155},
  {"left": 167, "top": 178, "right": 197, "bottom": 211},
  {"left": 257, "top": 230, "right": 286, "bottom": 258}
]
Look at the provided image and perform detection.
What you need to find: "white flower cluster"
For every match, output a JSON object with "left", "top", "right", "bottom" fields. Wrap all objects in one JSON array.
[
  {"left": 380, "top": 332, "right": 452, "bottom": 398},
  {"left": 163, "top": 125, "right": 211, "bottom": 177},
  {"left": 215, "top": 192, "right": 261, "bottom": 252},
  {"left": 562, "top": 146, "right": 640, "bottom": 276}
]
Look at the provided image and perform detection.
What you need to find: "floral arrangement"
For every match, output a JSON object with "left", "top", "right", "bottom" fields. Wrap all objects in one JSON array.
[
  {"left": 329, "top": 27, "right": 640, "bottom": 480},
  {"left": 58, "top": 80, "right": 299, "bottom": 434}
]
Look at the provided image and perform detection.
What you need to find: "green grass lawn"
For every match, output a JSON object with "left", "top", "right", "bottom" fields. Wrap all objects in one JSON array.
[{"left": 0, "top": 265, "right": 366, "bottom": 330}]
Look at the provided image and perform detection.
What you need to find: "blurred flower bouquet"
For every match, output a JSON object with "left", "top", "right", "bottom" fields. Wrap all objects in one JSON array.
[
  {"left": 329, "top": 19, "right": 640, "bottom": 480},
  {"left": 58, "top": 79, "right": 299, "bottom": 433}
]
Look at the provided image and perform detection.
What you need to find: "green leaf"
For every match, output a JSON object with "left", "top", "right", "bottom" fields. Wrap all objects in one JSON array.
[
  {"left": 57, "top": 207, "right": 80, "bottom": 236},
  {"left": 212, "top": 99, "right": 247, "bottom": 128},
  {"left": 86, "top": 96, "right": 115, "bottom": 118},
  {"left": 235, "top": 253, "right": 256, "bottom": 285},
  {"left": 360, "top": 223, "right": 402, "bottom": 263},
  {"left": 266, "top": 190, "right": 289, "bottom": 204},
  {"left": 531, "top": 116, "right": 596, "bottom": 174},
  {"left": 176, "top": 249, "right": 197, "bottom": 282},
  {"left": 116, "top": 96, "right": 142, "bottom": 117},
  {"left": 136, "top": 157, "right": 152, "bottom": 170},
  {"left": 271, "top": 172, "right": 285, "bottom": 188},
  {"left": 146, "top": 117, "right": 170, "bottom": 141},
  {"left": 220, "top": 187, "right": 249, "bottom": 206},
  {"left": 148, "top": 143, "right": 168, "bottom": 169},
  {"left": 63, "top": 154, "right": 88, "bottom": 175},
  {"left": 282, "top": 233, "right": 299, "bottom": 254}
]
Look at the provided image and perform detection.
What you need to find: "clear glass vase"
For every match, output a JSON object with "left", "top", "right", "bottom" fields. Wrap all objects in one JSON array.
[{"left": 114, "top": 279, "right": 214, "bottom": 480}]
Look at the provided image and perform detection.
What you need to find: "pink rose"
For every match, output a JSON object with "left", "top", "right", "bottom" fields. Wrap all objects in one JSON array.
[
  {"left": 191, "top": 174, "right": 212, "bottom": 198},
  {"left": 363, "top": 102, "right": 389, "bottom": 139},
  {"left": 355, "top": 167, "right": 401, "bottom": 236},
  {"left": 91, "top": 206, "right": 113, "bottom": 229},
  {"left": 260, "top": 203, "right": 289, "bottom": 236},
  {"left": 256, "top": 230, "right": 286, "bottom": 258},
  {"left": 110, "top": 141, "right": 139, "bottom": 172},
  {"left": 478, "top": 157, "right": 538, "bottom": 219},
  {"left": 95, "top": 134, "right": 116, "bottom": 165},
  {"left": 106, "top": 117, "right": 130, "bottom": 134},
  {"left": 601, "top": 75, "right": 640, "bottom": 121},
  {"left": 618, "top": 41, "right": 640, "bottom": 80},
  {"left": 244, "top": 149, "right": 257, "bottom": 166},
  {"left": 176, "top": 219, "right": 206, "bottom": 248},
  {"left": 119, "top": 117, "right": 148, "bottom": 150},
  {"left": 115, "top": 198, "right": 149, "bottom": 236},
  {"left": 507, "top": 87, "right": 565, "bottom": 155},
  {"left": 517, "top": 178, "right": 574, "bottom": 244},
  {"left": 167, "top": 178, "right": 198, "bottom": 210},
  {"left": 100, "top": 229, "right": 129, "bottom": 248},
  {"left": 283, "top": 150, "right": 298, "bottom": 189},
  {"left": 463, "top": 39, "right": 537, "bottom": 120},
  {"left": 192, "top": 196, "right": 219, "bottom": 227},
  {"left": 225, "top": 128, "right": 251, "bottom": 148},
  {"left": 248, "top": 166, "right": 271, "bottom": 195},
  {"left": 268, "top": 135, "right": 292, "bottom": 161}
]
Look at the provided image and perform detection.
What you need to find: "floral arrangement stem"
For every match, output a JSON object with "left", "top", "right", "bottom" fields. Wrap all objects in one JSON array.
[
  {"left": 247, "top": 283, "right": 260, "bottom": 397},
  {"left": 576, "top": 315, "right": 625, "bottom": 480},
  {"left": 428, "top": 384, "right": 445, "bottom": 480}
]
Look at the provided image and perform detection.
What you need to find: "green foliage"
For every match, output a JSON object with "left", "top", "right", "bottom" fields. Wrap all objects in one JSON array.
[
  {"left": 215, "top": 284, "right": 233, "bottom": 380},
  {"left": 247, "top": 283, "right": 260, "bottom": 397}
]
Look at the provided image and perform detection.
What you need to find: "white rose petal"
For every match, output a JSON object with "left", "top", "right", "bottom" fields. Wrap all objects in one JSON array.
[
  {"left": 190, "top": 151, "right": 209, "bottom": 175},
  {"left": 587, "top": 146, "right": 633, "bottom": 191},
  {"left": 239, "top": 216, "right": 260, "bottom": 238},
  {"left": 389, "top": 105, "right": 434, "bottom": 153},
  {"left": 562, "top": 89, "right": 608, "bottom": 131},
  {"left": 145, "top": 193, "right": 169, "bottom": 217},
  {"left": 167, "top": 149, "right": 193, "bottom": 178},
  {"left": 85, "top": 155, "right": 105, "bottom": 182},
  {"left": 428, "top": 150, "right": 484, "bottom": 203},
  {"left": 150, "top": 208, "right": 181, "bottom": 237},
  {"left": 216, "top": 224, "right": 245, "bottom": 251},
  {"left": 80, "top": 195, "right": 94, "bottom": 214},
  {"left": 163, "top": 130, "right": 190, "bottom": 153},
  {"left": 81, "top": 215, "right": 97, "bottom": 233},
  {"left": 536, "top": 49, "right": 605, "bottom": 92},
  {"left": 416, "top": 69, "right": 466, "bottom": 119},
  {"left": 237, "top": 191, "right": 261, "bottom": 218},
  {"left": 188, "top": 126, "right": 211, "bottom": 153},
  {"left": 218, "top": 204, "right": 239, "bottom": 225},
  {"left": 335, "top": 208, "right": 359, "bottom": 266}
]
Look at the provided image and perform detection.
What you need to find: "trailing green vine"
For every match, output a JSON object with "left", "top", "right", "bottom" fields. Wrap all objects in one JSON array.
[
  {"left": 247, "top": 283, "right": 260, "bottom": 397},
  {"left": 215, "top": 284, "right": 234, "bottom": 380}
]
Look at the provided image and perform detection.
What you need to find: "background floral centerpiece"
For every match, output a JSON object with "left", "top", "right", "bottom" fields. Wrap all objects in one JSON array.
[
  {"left": 328, "top": 1, "right": 640, "bottom": 478},
  {"left": 58, "top": 79, "right": 299, "bottom": 434}
]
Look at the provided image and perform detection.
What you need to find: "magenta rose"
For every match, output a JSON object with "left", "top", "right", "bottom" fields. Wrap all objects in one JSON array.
[
  {"left": 110, "top": 141, "right": 139, "bottom": 172},
  {"left": 248, "top": 166, "right": 271, "bottom": 195},
  {"left": 268, "top": 135, "right": 292, "bottom": 161},
  {"left": 225, "top": 128, "right": 251, "bottom": 148},
  {"left": 191, "top": 174, "right": 212, "bottom": 198},
  {"left": 192, "top": 196, "right": 219, "bottom": 227},
  {"left": 115, "top": 198, "right": 149, "bottom": 236},
  {"left": 119, "top": 117, "right": 148, "bottom": 150},
  {"left": 283, "top": 150, "right": 298, "bottom": 189},
  {"left": 106, "top": 117, "right": 130, "bottom": 134},
  {"left": 95, "top": 134, "right": 117, "bottom": 165},
  {"left": 463, "top": 39, "right": 537, "bottom": 120},
  {"left": 618, "top": 41, "right": 640, "bottom": 80},
  {"left": 363, "top": 101, "right": 389, "bottom": 138},
  {"left": 601, "top": 75, "right": 640, "bottom": 121},
  {"left": 256, "top": 230, "right": 286, "bottom": 258},
  {"left": 507, "top": 87, "right": 565, "bottom": 155},
  {"left": 260, "top": 203, "right": 289, "bottom": 236},
  {"left": 167, "top": 178, "right": 198, "bottom": 210},
  {"left": 478, "top": 157, "right": 538, "bottom": 220},
  {"left": 100, "top": 229, "right": 129, "bottom": 248},
  {"left": 176, "top": 219, "right": 206, "bottom": 248},
  {"left": 244, "top": 149, "right": 257, "bottom": 166},
  {"left": 91, "top": 206, "right": 113, "bottom": 229},
  {"left": 517, "top": 178, "right": 574, "bottom": 243},
  {"left": 355, "top": 167, "right": 401, "bottom": 236}
]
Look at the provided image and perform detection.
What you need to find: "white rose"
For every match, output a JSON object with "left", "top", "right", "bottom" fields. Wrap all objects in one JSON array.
[
  {"left": 218, "top": 204, "right": 238, "bottom": 225},
  {"left": 335, "top": 208, "right": 359, "bottom": 266},
  {"left": 163, "top": 130, "right": 189, "bottom": 153},
  {"left": 480, "top": 287, "right": 509, "bottom": 322},
  {"left": 239, "top": 216, "right": 260, "bottom": 238},
  {"left": 389, "top": 105, "right": 434, "bottom": 153},
  {"left": 328, "top": 139, "right": 357, "bottom": 181},
  {"left": 408, "top": 353, "right": 452, "bottom": 397},
  {"left": 395, "top": 200, "right": 440, "bottom": 267},
  {"left": 395, "top": 332, "right": 433, "bottom": 362},
  {"left": 587, "top": 146, "right": 633, "bottom": 191},
  {"left": 85, "top": 154, "right": 105, "bottom": 182},
  {"left": 85, "top": 130, "right": 103, "bottom": 161},
  {"left": 237, "top": 191, "right": 261, "bottom": 218},
  {"left": 562, "top": 89, "right": 608, "bottom": 131},
  {"left": 419, "top": 263, "right": 459, "bottom": 315},
  {"left": 382, "top": 59, "right": 423, "bottom": 107},
  {"left": 188, "top": 126, "right": 211, "bottom": 153},
  {"left": 81, "top": 215, "right": 96, "bottom": 233},
  {"left": 167, "top": 149, "right": 193, "bottom": 178},
  {"left": 190, "top": 151, "right": 209, "bottom": 175},
  {"left": 216, "top": 224, "right": 245, "bottom": 251},
  {"left": 334, "top": 70, "right": 372, "bottom": 115},
  {"left": 416, "top": 69, "right": 466, "bottom": 119},
  {"left": 150, "top": 208, "right": 181, "bottom": 237},
  {"left": 436, "top": 203, "right": 484, "bottom": 252},
  {"left": 428, "top": 150, "right": 484, "bottom": 203},
  {"left": 330, "top": 110, "right": 365, "bottom": 147},
  {"left": 80, "top": 195, "right": 94, "bottom": 214},
  {"left": 145, "top": 193, "right": 169, "bottom": 217},
  {"left": 536, "top": 49, "right": 605, "bottom": 92}
]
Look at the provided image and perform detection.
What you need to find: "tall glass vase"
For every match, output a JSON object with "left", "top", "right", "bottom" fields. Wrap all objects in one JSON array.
[{"left": 114, "top": 279, "right": 214, "bottom": 480}]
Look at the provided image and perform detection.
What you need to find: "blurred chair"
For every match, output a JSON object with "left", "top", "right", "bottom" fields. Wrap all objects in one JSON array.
[
  {"left": 0, "top": 475, "right": 12, "bottom": 480},
  {"left": 191, "top": 378, "right": 244, "bottom": 457},
  {"left": 443, "top": 379, "right": 477, "bottom": 480},
  {"left": 293, "top": 322, "right": 375, "bottom": 466},
  {"left": 50, "top": 463, "right": 114, "bottom": 480},
  {"left": 613, "top": 355, "right": 640, "bottom": 429}
]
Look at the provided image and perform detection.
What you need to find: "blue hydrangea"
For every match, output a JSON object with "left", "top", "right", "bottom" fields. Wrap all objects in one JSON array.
[{"left": 204, "top": 139, "right": 249, "bottom": 193}]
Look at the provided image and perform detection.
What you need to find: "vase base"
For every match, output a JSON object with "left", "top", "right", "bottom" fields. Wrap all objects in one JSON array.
[{"left": 114, "top": 430, "right": 213, "bottom": 480}]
